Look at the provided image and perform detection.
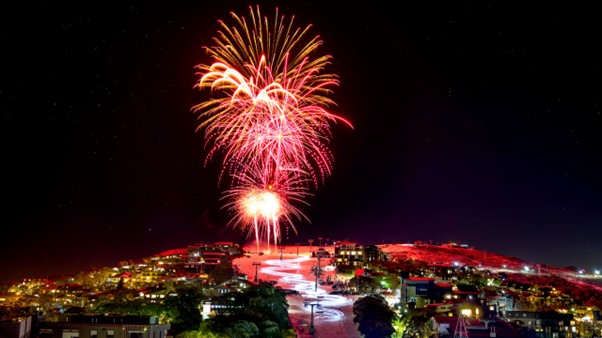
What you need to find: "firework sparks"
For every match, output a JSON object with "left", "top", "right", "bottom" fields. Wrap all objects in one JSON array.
[
  {"left": 221, "top": 157, "right": 312, "bottom": 253},
  {"left": 194, "top": 5, "right": 351, "bottom": 250}
]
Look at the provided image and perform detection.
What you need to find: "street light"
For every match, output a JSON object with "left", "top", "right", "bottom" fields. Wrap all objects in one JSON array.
[
  {"left": 304, "top": 296, "right": 324, "bottom": 335},
  {"left": 308, "top": 239, "right": 314, "bottom": 255}
]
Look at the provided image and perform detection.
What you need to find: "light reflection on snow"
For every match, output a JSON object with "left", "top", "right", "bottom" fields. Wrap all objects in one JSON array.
[{"left": 261, "top": 257, "right": 350, "bottom": 322}]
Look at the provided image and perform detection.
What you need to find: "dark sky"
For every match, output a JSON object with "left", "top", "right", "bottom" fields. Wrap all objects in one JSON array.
[{"left": 2, "top": 1, "right": 601, "bottom": 283}]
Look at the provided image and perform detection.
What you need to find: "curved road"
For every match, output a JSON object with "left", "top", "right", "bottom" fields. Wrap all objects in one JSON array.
[{"left": 258, "top": 255, "right": 361, "bottom": 337}]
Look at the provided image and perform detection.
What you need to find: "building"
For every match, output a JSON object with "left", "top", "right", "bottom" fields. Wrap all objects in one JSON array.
[
  {"left": 137, "top": 286, "right": 173, "bottom": 303},
  {"left": 185, "top": 244, "right": 230, "bottom": 271},
  {"left": 426, "top": 302, "right": 455, "bottom": 315},
  {"left": 37, "top": 314, "right": 169, "bottom": 338},
  {"left": 403, "top": 277, "right": 454, "bottom": 307},
  {"left": 504, "top": 310, "right": 576, "bottom": 338},
  {"left": 429, "top": 263, "right": 459, "bottom": 279},
  {"left": 487, "top": 294, "right": 514, "bottom": 315},
  {"left": 431, "top": 316, "right": 519, "bottom": 338},
  {"left": 0, "top": 316, "right": 32, "bottom": 338},
  {"left": 363, "top": 245, "right": 386, "bottom": 264},
  {"left": 333, "top": 242, "right": 387, "bottom": 268},
  {"left": 149, "top": 249, "right": 187, "bottom": 266},
  {"left": 334, "top": 241, "right": 364, "bottom": 267},
  {"left": 213, "top": 242, "right": 242, "bottom": 256}
]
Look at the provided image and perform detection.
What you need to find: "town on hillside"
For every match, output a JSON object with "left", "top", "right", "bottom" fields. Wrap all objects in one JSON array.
[{"left": 1, "top": 240, "right": 601, "bottom": 338}]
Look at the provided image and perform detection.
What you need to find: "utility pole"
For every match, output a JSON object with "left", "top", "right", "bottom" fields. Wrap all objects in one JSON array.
[
  {"left": 279, "top": 246, "right": 284, "bottom": 261},
  {"left": 253, "top": 262, "right": 261, "bottom": 283},
  {"left": 314, "top": 255, "right": 322, "bottom": 292},
  {"left": 308, "top": 239, "right": 314, "bottom": 255}
]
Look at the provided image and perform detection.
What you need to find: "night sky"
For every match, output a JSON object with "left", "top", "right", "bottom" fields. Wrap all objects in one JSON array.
[{"left": 2, "top": 1, "right": 601, "bottom": 283}]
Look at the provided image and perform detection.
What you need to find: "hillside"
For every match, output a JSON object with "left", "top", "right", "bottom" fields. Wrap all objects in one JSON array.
[
  {"left": 377, "top": 242, "right": 602, "bottom": 306},
  {"left": 377, "top": 243, "right": 528, "bottom": 270}
]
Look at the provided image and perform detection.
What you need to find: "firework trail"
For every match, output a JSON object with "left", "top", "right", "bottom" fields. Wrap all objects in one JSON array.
[
  {"left": 194, "top": 5, "right": 352, "bottom": 251},
  {"left": 221, "top": 158, "right": 312, "bottom": 252}
]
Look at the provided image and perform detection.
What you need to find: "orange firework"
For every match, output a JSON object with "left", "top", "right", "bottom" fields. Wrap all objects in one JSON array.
[
  {"left": 193, "top": 5, "right": 351, "bottom": 251},
  {"left": 221, "top": 157, "right": 312, "bottom": 252}
]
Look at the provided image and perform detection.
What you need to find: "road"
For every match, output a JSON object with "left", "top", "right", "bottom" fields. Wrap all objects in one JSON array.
[{"left": 233, "top": 248, "right": 361, "bottom": 338}]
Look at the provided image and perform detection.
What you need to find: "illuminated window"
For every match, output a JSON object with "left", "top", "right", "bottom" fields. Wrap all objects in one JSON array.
[
  {"left": 90, "top": 330, "right": 98, "bottom": 338},
  {"left": 62, "top": 329, "right": 79, "bottom": 338},
  {"left": 107, "top": 330, "right": 115, "bottom": 338}
]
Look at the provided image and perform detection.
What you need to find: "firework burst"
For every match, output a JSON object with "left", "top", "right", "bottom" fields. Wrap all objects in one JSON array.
[{"left": 193, "top": 5, "right": 351, "bottom": 251}]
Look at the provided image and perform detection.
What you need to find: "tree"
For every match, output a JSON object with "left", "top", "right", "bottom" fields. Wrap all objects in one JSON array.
[
  {"left": 243, "top": 283, "right": 291, "bottom": 331},
  {"left": 353, "top": 293, "right": 398, "bottom": 338},
  {"left": 226, "top": 320, "right": 259, "bottom": 338},
  {"left": 164, "top": 286, "right": 206, "bottom": 335},
  {"left": 258, "top": 320, "right": 280, "bottom": 338},
  {"left": 394, "top": 308, "right": 436, "bottom": 338},
  {"left": 350, "top": 276, "right": 380, "bottom": 293},
  {"left": 203, "top": 282, "right": 293, "bottom": 338}
]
